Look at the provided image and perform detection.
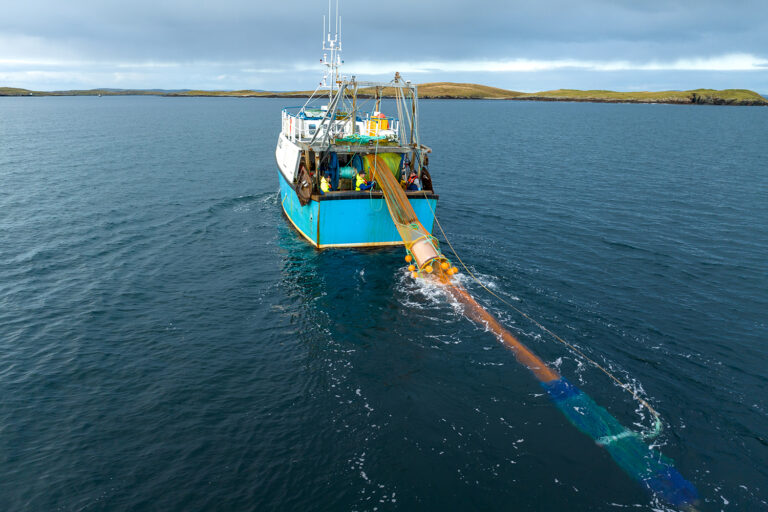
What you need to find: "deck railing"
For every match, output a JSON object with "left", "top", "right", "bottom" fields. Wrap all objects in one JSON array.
[{"left": 281, "top": 108, "right": 399, "bottom": 143}]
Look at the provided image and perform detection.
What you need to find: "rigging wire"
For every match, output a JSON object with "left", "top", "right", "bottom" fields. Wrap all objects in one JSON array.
[{"left": 298, "top": 83, "right": 322, "bottom": 115}]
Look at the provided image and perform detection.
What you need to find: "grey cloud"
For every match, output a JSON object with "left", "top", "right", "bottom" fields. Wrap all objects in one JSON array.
[{"left": 1, "top": 0, "right": 767, "bottom": 90}]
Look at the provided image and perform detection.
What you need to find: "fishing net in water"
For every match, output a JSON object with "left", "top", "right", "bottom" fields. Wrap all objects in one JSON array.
[
  {"left": 449, "top": 283, "right": 699, "bottom": 508},
  {"left": 543, "top": 377, "right": 698, "bottom": 507},
  {"left": 364, "top": 151, "right": 699, "bottom": 508},
  {"left": 361, "top": 154, "right": 698, "bottom": 508},
  {"left": 364, "top": 154, "right": 441, "bottom": 268}
]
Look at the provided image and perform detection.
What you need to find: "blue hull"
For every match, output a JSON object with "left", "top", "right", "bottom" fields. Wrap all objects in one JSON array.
[{"left": 278, "top": 170, "right": 438, "bottom": 248}]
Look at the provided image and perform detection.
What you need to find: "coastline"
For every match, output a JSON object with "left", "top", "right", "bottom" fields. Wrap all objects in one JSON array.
[{"left": 2, "top": 83, "right": 766, "bottom": 106}]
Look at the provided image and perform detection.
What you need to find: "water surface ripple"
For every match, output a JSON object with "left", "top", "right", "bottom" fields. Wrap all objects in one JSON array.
[{"left": 1, "top": 97, "right": 766, "bottom": 510}]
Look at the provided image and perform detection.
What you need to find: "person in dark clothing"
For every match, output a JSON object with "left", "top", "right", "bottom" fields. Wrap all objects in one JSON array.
[{"left": 406, "top": 170, "right": 420, "bottom": 191}]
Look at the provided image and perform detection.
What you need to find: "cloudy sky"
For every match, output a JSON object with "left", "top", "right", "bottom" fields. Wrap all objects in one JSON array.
[{"left": 2, "top": 0, "right": 767, "bottom": 92}]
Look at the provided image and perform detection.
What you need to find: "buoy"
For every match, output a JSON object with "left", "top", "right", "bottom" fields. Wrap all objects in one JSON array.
[
  {"left": 441, "top": 261, "right": 450, "bottom": 270},
  {"left": 405, "top": 254, "right": 412, "bottom": 263},
  {"left": 411, "top": 271, "right": 418, "bottom": 279},
  {"left": 447, "top": 268, "right": 455, "bottom": 275},
  {"left": 451, "top": 267, "right": 459, "bottom": 274},
  {"left": 408, "top": 264, "right": 415, "bottom": 271},
  {"left": 425, "top": 265, "right": 433, "bottom": 273}
]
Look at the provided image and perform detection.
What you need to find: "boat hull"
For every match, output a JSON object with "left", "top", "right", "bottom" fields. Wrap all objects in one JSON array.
[{"left": 277, "top": 170, "right": 438, "bottom": 248}]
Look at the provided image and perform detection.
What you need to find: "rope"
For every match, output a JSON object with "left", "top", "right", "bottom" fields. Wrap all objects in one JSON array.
[{"left": 420, "top": 190, "right": 663, "bottom": 440}]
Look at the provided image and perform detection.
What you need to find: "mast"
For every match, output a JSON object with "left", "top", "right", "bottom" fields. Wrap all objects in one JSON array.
[{"left": 321, "top": 0, "right": 343, "bottom": 100}]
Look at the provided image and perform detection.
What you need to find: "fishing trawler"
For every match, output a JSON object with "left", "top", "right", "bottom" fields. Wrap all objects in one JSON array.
[{"left": 275, "top": 6, "right": 438, "bottom": 249}]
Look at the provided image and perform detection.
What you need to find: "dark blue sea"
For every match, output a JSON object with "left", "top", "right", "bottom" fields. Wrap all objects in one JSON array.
[{"left": 1, "top": 96, "right": 766, "bottom": 511}]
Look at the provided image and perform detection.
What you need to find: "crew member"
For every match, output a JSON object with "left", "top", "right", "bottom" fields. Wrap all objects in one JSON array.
[
  {"left": 355, "top": 170, "right": 373, "bottom": 191},
  {"left": 320, "top": 173, "right": 332, "bottom": 194},
  {"left": 406, "top": 170, "right": 420, "bottom": 191}
]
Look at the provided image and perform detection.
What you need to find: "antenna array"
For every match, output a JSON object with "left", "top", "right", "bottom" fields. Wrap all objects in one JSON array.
[{"left": 321, "top": 0, "right": 343, "bottom": 92}]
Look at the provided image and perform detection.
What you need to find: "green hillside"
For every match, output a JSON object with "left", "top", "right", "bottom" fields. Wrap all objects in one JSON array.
[
  {"left": 513, "top": 88, "right": 768, "bottom": 105},
  {"left": 354, "top": 82, "right": 524, "bottom": 99},
  {"left": 0, "top": 87, "right": 35, "bottom": 95},
  {"left": 3, "top": 83, "right": 766, "bottom": 105}
]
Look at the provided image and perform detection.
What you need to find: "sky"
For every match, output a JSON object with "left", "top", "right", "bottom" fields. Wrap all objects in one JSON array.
[{"left": 2, "top": 0, "right": 768, "bottom": 93}]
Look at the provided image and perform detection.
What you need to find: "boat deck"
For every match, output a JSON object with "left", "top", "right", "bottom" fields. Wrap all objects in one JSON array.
[{"left": 311, "top": 190, "right": 438, "bottom": 201}]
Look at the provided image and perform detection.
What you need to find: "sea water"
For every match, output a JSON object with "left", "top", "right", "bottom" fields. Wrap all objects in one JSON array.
[{"left": 1, "top": 96, "right": 766, "bottom": 510}]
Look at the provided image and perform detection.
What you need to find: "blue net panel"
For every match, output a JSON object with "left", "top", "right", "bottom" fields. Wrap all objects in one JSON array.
[{"left": 543, "top": 378, "right": 698, "bottom": 507}]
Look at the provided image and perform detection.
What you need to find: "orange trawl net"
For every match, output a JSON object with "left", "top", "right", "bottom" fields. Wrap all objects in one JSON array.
[{"left": 364, "top": 154, "right": 441, "bottom": 268}]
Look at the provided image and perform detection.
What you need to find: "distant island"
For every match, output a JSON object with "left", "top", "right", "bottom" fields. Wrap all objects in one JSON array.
[{"left": 2, "top": 83, "right": 766, "bottom": 106}]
